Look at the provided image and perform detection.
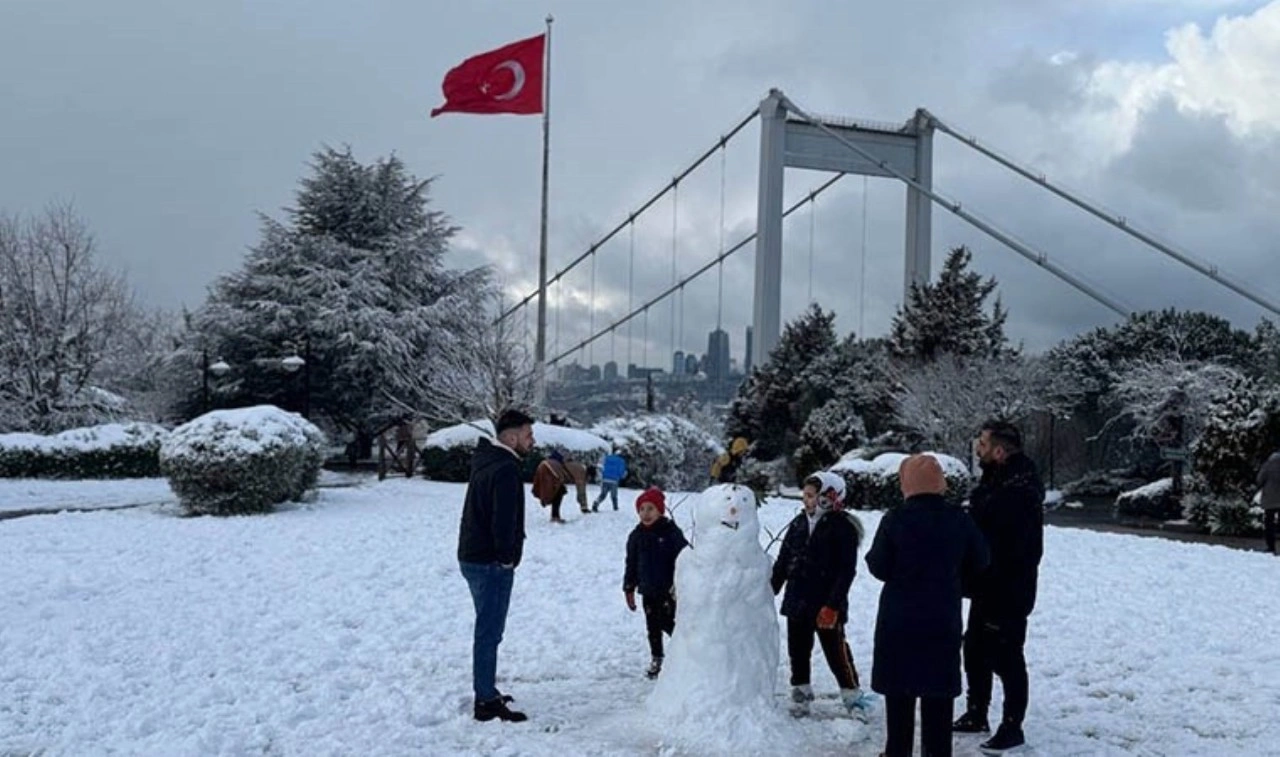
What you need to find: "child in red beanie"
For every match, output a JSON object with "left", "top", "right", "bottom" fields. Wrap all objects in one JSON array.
[{"left": 623, "top": 486, "right": 688, "bottom": 679}]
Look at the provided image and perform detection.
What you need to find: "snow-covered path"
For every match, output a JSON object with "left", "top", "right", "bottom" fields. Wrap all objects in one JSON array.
[{"left": 1, "top": 477, "right": 1277, "bottom": 755}]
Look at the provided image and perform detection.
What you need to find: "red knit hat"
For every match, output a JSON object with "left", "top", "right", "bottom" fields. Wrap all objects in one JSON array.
[{"left": 635, "top": 486, "right": 666, "bottom": 516}]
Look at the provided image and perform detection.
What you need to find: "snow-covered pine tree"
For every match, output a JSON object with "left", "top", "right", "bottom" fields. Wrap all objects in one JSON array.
[
  {"left": 725, "top": 303, "right": 836, "bottom": 462},
  {"left": 888, "top": 246, "right": 1010, "bottom": 363},
  {"left": 190, "top": 146, "right": 489, "bottom": 441},
  {"left": 1192, "top": 376, "right": 1280, "bottom": 496}
]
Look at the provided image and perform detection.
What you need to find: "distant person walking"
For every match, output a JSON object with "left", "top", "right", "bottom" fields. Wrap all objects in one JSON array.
[
  {"left": 593, "top": 449, "right": 628, "bottom": 512},
  {"left": 457, "top": 409, "right": 535, "bottom": 723},
  {"left": 533, "top": 449, "right": 569, "bottom": 523}
]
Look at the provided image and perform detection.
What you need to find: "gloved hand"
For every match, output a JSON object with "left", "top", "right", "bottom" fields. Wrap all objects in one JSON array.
[
  {"left": 816, "top": 606, "right": 838, "bottom": 629},
  {"left": 625, "top": 589, "right": 637, "bottom": 612}
]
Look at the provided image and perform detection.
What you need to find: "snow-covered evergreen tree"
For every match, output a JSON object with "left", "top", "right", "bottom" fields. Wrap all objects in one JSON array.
[
  {"left": 1192, "top": 377, "right": 1280, "bottom": 497},
  {"left": 725, "top": 304, "right": 836, "bottom": 462},
  {"left": 889, "top": 246, "right": 1010, "bottom": 363},
  {"left": 190, "top": 146, "right": 488, "bottom": 441},
  {"left": 1047, "top": 308, "right": 1258, "bottom": 415}
]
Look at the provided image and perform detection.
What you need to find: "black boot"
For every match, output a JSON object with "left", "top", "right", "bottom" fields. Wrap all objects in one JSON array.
[
  {"left": 646, "top": 656, "right": 663, "bottom": 680},
  {"left": 979, "top": 721, "right": 1025, "bottom": 754},
  {"left": 475, "top": 696, "right": 527, "bottom": 722},
  {"left": 953, "top": 706, "right": 990, "bottom": 733}
]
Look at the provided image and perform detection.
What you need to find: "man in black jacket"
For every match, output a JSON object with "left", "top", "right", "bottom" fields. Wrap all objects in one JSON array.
[
  {"left": 954, "top": 420, "right": 1045, "bottom": 755},
  {"left": 458, "top": 409, "right": 535, "bottom": 723}
]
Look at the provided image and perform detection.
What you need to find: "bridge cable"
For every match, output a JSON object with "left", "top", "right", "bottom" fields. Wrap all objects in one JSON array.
[
  {"left": 530, "top": 171, "right": 847, "bottom": 374},
  {"left": 778, "top": 95, "right": 1131, "bottom": 317},
  {"left": 925, "top": 112, "right": 1280, "bottom": 319},
  {"left": 496, "top": 109, "right": 760, "bottom": 324}
]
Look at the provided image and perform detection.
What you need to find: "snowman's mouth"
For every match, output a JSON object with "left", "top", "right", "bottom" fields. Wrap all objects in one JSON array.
[{"left": 720, "top": 520, "right": 739, "bottom": 530}]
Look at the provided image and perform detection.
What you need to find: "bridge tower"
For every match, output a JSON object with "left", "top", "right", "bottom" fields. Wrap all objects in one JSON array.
[{"left": 753, "top": 88, "right": 934, "bottom": 361}]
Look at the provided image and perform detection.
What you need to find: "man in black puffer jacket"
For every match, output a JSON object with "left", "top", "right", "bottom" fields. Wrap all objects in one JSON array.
[
  {"left": 458, "top": 409, "right": 535, "bottom": 723},
  {"left": 770, "top": 471, "right": 870, "bottom": 720},
  {"left": 954, "top": 420, "right": 1045, "bottom": 755}
]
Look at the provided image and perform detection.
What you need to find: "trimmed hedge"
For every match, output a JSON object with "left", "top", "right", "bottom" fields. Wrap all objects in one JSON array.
[
  {"left": 831, "top": 452, "right": 971, "bottom": 510},
  {"left": 420, "top": 445, "right": 552, "bottom": 483},
  {"left": 0, "top": 423, "right": 167, "bottom": 479},
  {"left": 1114, "top": 478, "right": 1182, "bottom": 520},
  {"left": 160, "top": 406, "right": 326, "bottom": 516}
]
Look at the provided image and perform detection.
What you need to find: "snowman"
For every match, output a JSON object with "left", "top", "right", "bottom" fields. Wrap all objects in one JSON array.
[{"left": 648, "top": 484, "right": 780, "bottom": 739}]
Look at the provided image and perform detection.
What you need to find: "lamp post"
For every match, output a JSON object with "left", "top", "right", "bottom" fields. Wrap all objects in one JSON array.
[
  {"left": 281, "top": 337, "right": 309, "bottom": 419},
  {"left": 201, "top": 350, "right": 232, "bottom": 413}
]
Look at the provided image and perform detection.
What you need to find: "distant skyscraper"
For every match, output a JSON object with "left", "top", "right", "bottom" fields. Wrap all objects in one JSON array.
[
  {"left": 744, "top": 325, "right": 754, "bottom": 375},
  {"left": 603, "top": 361, "right": 618, "bottom": 382},
  {"left": 685, "top": 353, "right": 699, "bottom": 376},
  {"left": 673, "top": 350, "right": 686, "bottom": 376},
  {"left": 706, "top": 328, "right": 731, "bottom": 383}
]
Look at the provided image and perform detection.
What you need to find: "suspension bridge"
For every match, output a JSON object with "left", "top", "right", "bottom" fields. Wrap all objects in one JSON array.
[{"left": 498, "top": 88, "right": 1279, "bottom": 400}]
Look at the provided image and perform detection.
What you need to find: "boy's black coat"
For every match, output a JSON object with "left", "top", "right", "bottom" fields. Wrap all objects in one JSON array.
[{"left": 624, "top": 517, "right": 688, "bottom": 596}]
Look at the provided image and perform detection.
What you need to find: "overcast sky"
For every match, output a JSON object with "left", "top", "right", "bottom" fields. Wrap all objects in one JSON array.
[{"left": 3, "top": 0, "right": 1278, "bottom": 369}]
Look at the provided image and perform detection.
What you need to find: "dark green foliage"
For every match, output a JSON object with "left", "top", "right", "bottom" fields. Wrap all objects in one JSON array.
[
  {"left": 889, "top": 246, "right": 1010, "bottom": 363},
  {"left": 832, "top": 462, "right": 970, "bottom": 511},
  {"left": 1114, "top": 480, "right": 1182, "bottom": 520},
  {"left": 159, "top": 409, "right": 326, "bottom": 516},
  {"left": 0, "top": 423, "right": 165, "bottom": 478},
  {"left": 0, "top": 442, "right": 161, "bottom": 479},
  {"left": 726, "top": 304, "right": 837, "bottom": 463},
  {"left": 1192, "top": 380, "right": 1280, "bottom": 497}
]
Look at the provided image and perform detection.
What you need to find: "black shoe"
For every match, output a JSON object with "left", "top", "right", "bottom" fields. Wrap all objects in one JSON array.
[
  {"left": 645, "top": 656, "right": 663, "bottom": 679},
  {"left": 591, "top": 505, "right": 599, "bottom": 512},
  {"left": 474, "top": 697, "right": 527, "bottom": 722},
  {"left": 979, "top": 722, "right": 1025, "bottom": 754},
  {"left": 953, "top": 708, "right": 990, "bottom": 733}
]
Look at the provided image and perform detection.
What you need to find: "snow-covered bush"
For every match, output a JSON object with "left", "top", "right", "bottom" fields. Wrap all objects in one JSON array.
[
  {"left": 1114, "top": 478, "right": 1181, "bottom": 520},
  {"left": 1209, "top": 501, "right": 1263, "bottom": 537},
  {"left": 831, "top": 451, "right": 971, "bottom": 510},
  {"left": 160, "top": 406, "right": 325, "bottom": 515},
  {"left": 0, "top": 422, "right": 167, "bottom": 479},
  {"left": 793, "top": 400, "right": 867, "bottom": 483},
  {"left": 590, "top": 414, "right": 721, "bottom": 491},
  {"left": 1062, "top": 469, "right": 1147, "bottom": 498},
  {"left": 420, "top": 419, "right": 609, "bottom": 482}
]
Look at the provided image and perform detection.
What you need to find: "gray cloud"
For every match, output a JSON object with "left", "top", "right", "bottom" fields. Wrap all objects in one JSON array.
[{"left": 2, "top": 0, "right": 1277, "bottom": 371}]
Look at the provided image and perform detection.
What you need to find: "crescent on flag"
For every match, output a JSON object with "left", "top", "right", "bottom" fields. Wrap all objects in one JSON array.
[{"left": 491, "top": 61, "right": 526, "bottom": 101}]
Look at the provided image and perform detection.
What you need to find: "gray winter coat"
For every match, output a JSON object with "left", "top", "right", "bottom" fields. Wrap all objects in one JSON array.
[{"left": 1257, "top": 452, "right": 1280, "bottom": 510}]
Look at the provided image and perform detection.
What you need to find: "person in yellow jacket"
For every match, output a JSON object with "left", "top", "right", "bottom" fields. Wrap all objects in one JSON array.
[{"left": 710, "top": 437, "right": 750, "bottom": 484}]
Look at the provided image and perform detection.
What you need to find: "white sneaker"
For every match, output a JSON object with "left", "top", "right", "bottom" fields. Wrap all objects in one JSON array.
[{"left": 841, "top": 687, "right": 874, "bottom": 723}]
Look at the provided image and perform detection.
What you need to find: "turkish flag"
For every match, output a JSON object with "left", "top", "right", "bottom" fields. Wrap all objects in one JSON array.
[{"left": 430, "top": 34, "right": 545, "bottom": 117}]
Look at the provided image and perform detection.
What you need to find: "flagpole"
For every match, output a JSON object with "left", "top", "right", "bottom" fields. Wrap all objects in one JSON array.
[{"left": 534, "top": 14, "right": 553, "bottom": 411}]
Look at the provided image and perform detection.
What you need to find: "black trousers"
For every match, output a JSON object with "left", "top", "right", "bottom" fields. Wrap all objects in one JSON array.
[
  {"left": 1265, "top": 509, "right": 1278, "bottom": 554},
  {"left": 642, "top": 593, "right": 676, "bottom": 658},
  {"left": 963, "top": 604, "right": 1029, "bottom": 726},
  {"left": 547, "top": 492, "right": 564, "bottom": 521},
  {"left": 785, "top": 615, "right": 860, "bottom": 690},
  {"left": 884, "top": 695, "right": 953, "bottom": 757}
]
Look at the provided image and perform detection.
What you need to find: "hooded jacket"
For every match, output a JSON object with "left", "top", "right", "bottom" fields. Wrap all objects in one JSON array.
[{"left": 457, "top": 437, "right": 526, "bottom": 567}]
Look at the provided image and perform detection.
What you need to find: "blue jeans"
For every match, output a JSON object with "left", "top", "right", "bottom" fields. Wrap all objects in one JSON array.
[
  {"left": 459, "top": 561, "right": 515, "bottom": 702},
  {"left": 593, "top": 481, "right": 619, "bottom": 510}
]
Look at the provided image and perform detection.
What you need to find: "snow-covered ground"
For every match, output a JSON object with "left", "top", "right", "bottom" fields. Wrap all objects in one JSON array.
[
  {"left": 1, "top": 476, "right": 1278, "bottom": 755},
  {"left": 0, "top": 470, "right": 362, "bottom": 514}
]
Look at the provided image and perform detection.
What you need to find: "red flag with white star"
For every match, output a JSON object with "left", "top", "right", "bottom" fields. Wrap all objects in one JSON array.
[{"left": 430, "top": 34, "right": 545, "bottom": 117}]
